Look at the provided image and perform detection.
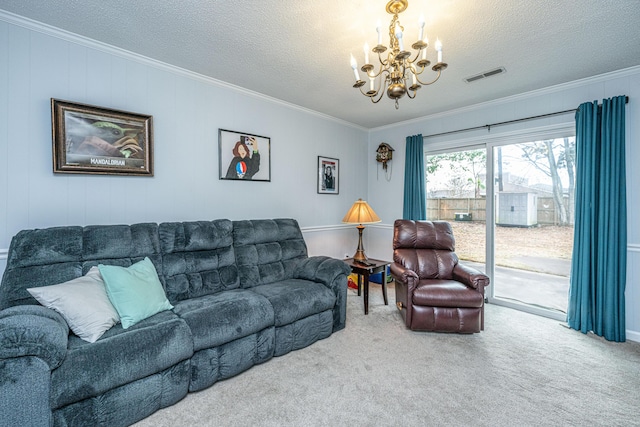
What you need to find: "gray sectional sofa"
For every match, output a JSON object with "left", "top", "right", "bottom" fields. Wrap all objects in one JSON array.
[{"left": 0, "top": 218, "right": 350, "bottom": 426}]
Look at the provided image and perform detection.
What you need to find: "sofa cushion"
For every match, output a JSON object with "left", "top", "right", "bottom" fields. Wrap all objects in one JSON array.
[
  {"left": 250, "top": 279, "right": 336, "bottom": 327},
  {"left": 82, "top": 223, "right": 161, "bottom": 262},
  {"left": 5, "top": 226, "right": 83, "bottom": 269},
  {"left": 171, "top": 289, "right": 274, "bottom": 351},
  {"left": 1, "top": 226, "right": 83, "bottom": 309},
  {"left": 99, "top": 257, "right": 173, "bottom": 329},
  {"left": 27, "top": 266, "right": 120, "bottom": 342},
  {"left": 232, "top": 219, "right": 308, "bottom": 288},
  {"left": 1, "top": 223, "right": 161, "bottom": 309},
  {"left": 50, "top": 310, "right": 193, "bottom": 409},
  {"left": 160, "top": 220, "right": 240, "bottom": 303}
]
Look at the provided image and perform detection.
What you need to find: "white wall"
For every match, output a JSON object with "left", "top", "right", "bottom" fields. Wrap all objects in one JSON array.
[
  {"left": 0, "top": 14, "right": 370, "bottom": 275},
  {"left": 366, "top": 66, "right": 640, "bottom": 341}
]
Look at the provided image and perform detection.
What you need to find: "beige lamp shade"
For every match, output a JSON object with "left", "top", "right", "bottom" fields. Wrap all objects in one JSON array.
[{"left": 342, "top": 199, "right": 381, "bottom": 224}]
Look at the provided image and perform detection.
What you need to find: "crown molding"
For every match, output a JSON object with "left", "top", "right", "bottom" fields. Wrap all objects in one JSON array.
[{"left": 0, "top": 10, "right": 367, "bottom": 133}]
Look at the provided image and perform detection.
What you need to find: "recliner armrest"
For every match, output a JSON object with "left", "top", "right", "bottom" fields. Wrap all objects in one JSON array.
[
  {"left": 0, "top": 305, "right": 69, "bottom": 370},
  {"left": 390, "top": 262, "right": 419, "bottom": 287},
  {"left": 452, "top": 263, "right": 490, "bottom": 290}
]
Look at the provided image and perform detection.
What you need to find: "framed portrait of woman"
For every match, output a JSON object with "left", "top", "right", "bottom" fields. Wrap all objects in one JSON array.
[
  {"left": 218, "top": 129, "right": 271, "bottom": 182},
  {"left": 317, "top": 156, "right": 339, "bottom": 194}
]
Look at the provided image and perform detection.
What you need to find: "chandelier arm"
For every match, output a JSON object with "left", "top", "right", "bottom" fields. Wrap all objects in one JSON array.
[
  {"left": 356, "top": 67, "right": 387, "bottom": 98},
  {"left": 412, "top": 63, "right": 428, "bottom": 75},
  {"left": 415, "top": 69, "right": 443, "bottom": 86},
  {"left": 367, "top": 66, "right": 386, "bottom": 80},
  {"left": 374, "top": 73, "right": 384, "bottom": 95},
  {"left": 356, "top": 69, "right": 387, "bottom": 98},
  {"left": 369, "top": 71, "right": 391, "bottom": 103},
  {"left": 370, "top": 87, "right": 387, "bottom": 104},
  {"left": 407, "top": 49, "right": 424, "bottom": 64},
  {"left": 376, "top": 50, "right": 392, "bottom": 67},
  {"left": 357, "top": 86, "right": 371, "bottom": 97}
]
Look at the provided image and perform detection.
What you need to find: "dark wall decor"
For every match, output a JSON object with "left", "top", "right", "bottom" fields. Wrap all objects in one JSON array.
[
  {"left": 317, "top": 156, "right": 339, "bottom": 194},
  {"left": 51, "top": 99, "right": 154, "bottom": 176},
  {"left": 218, "top": 129, "right": 271, "bottom": 181}
]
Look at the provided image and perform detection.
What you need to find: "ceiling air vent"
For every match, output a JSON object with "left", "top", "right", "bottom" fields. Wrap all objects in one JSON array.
[{"left": 464, "top": 67, "right": 506, "bottom": 83}]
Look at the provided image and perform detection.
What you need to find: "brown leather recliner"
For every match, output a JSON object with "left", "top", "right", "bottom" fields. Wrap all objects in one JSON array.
[{"left": 390, "top": 220, "right": 490, "bottom": 333}]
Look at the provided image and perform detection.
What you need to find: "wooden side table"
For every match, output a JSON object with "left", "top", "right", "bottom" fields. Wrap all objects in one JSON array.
[{"left": 344, "top": 258, "right": 391, "bottom": 315}]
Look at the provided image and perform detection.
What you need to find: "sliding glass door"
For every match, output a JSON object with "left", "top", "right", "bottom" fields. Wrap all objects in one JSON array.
[
  {"left": 490, "top": 138, "right": 574, "bottom": 317},
  {"left": 426, "top": 134, "right": 575, "bottom": 320}
]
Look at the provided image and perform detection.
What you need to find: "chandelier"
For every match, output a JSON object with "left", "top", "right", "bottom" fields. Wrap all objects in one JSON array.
[{"left": 350, "top": 0, "right": 447, "bottom": 109}]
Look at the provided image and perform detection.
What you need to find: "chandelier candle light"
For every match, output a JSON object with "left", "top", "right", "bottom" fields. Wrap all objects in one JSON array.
[{"left": 350, "top": 0, "right": 447, "bottom": 109}]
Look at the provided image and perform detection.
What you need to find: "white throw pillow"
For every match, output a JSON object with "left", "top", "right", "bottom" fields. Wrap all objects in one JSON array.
[{"left": 27, "top": 266, "right": 120, "bottom": 343}]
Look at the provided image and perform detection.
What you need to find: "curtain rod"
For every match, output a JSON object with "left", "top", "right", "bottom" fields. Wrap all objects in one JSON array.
[{"left": 422, "top": 96, "right": 629, "bottom": 140}]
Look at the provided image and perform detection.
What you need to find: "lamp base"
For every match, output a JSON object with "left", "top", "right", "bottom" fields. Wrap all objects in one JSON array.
[
  {"left": 352, "top": 225, "right": 370, "bottom": 263},
  {"left": 352, "top": 249, "right": 369, "bottom": 263}
]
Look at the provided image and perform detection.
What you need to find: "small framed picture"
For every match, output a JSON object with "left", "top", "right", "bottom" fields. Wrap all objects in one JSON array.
[
  {"left": 51, "top": 99, "right": 153, "bottom": 176},
  {"left": 219, "top": 129, "right": 271, "bottom": 181},
  {"left": 318, "top": 156, "right": 339, "bottom": 194}
]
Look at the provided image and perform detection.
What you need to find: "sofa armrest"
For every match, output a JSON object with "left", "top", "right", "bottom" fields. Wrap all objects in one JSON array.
[
  {"left": 0, "top": 305, "right": 66, "bottom": 427},
  {"left": 452, "top": 263, "right": 490, "bottom": 290},
  {"left": 294, "top": 256, "right": 351, "bottom": 331},
  {"left": 294, "top": 256, "right": 350, "bottom": 290},
  {"left": 0, "top": 305, "right": 69, "bottom": 370}
]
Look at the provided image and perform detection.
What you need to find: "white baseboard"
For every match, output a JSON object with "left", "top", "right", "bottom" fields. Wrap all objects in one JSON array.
[{"left": 626, "top": 329, "right": 640, "bottom": 343}]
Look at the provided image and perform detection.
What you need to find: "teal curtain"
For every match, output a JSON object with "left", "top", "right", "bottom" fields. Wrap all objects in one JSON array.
[
  {"left": 567, "top": 95, "right": 627, "bottom": 342},
  {"left": 402, "top": 134, "right": 426, "bottom": 220}
]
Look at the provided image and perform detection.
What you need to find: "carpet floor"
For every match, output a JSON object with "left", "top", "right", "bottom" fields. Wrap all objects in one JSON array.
[{"left": 134, "top": 282, "right": 640, "bottom": 426}]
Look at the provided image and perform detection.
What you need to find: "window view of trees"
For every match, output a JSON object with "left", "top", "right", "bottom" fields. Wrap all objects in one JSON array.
[
  {"left": 514, "top": 138, "right": 575, "bottom": 225},
  {"left": 427, "top": 149, "right": 486, "bottom": 199}
]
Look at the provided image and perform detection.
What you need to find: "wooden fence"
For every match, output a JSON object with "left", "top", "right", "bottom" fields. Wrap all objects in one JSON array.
[{"left": 427, "top": 197, "right": 572, "bottom": 225}]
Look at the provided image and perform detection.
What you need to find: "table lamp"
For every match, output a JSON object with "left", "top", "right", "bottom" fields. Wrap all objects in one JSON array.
[{"left": 342, "top": 199, "right": 381, "bottom": 263}]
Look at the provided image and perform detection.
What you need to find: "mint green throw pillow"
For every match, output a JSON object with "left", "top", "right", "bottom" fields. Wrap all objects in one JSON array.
[{"left": 99, "top": 257, "right": 173, "bottom": 329}]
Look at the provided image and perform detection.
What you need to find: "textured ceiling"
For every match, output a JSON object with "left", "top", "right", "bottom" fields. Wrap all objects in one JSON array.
[{"left": 1, "top": 0, "right": 639, "bottom": 129}]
